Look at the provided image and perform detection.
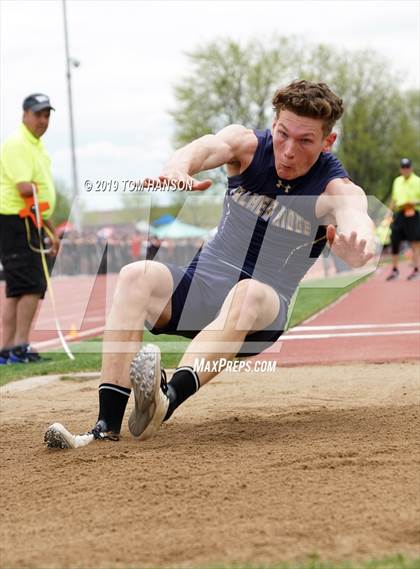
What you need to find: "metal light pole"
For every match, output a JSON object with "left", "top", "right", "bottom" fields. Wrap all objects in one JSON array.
[{"left": 62, "top": 0, "right": 81, "bottom": 232}]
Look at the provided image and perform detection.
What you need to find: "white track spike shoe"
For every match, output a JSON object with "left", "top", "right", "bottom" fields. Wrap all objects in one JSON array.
[
  {"left": 44, "top": 422, "right": 94, "bottom": 449},
  {"left": 128, "top": 344, "right": 169, "bottom": 441}
]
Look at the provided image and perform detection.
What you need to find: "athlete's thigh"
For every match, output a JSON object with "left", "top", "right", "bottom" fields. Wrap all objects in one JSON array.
[
  {"left": 217, "top": 278, "right": 281, "bottom": 331},
  {"left": 127, "top": 260, "right": 174, "bottom": 327}
]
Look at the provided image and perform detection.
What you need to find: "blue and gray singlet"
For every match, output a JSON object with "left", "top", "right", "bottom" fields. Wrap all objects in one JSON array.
[{"left": 193, "top": 128, "right": 349, "bottom": 302}]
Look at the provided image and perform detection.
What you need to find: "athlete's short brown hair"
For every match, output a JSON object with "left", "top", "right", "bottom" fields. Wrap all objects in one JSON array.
[{"left": 272, "top": 80, "right": 344, "bottom": 135}]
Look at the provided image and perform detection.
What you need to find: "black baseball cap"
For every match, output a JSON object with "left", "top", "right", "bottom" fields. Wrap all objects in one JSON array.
[
  {"left": 400, "top": 158, "right": 412, "bottom": 168},
  {"left": 23, "top": 93, "right": 55, "bottom": 112}
]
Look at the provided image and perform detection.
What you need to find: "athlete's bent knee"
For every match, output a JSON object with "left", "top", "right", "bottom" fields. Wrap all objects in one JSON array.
[
  {"left": 235, "top": 280, "right": 267, "bottom": 308},
  {"left": 229, "top": 281, "right": 268, "bottom": 328},
  {"left": 115, "top": 262, "right": 153, "bottom": 303}
]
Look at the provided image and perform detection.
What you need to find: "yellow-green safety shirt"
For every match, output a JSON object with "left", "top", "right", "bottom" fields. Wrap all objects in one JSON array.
[
  {"left": 0, "top": 123, "right": 56, "bottom": 218},
  {"left": 391, "top": 173, "right": 420, "bottom": 210}
]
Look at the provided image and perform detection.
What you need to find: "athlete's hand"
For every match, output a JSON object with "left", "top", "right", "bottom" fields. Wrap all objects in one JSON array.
[
  {"left": 326, "top": 225, "right": 374, "bottom": 268},
  {"left": 160, "top": 174, "right": 212, "bottom": 192},
  {"left": 143, "top": 173, "right": 212, "bottom": 192}
]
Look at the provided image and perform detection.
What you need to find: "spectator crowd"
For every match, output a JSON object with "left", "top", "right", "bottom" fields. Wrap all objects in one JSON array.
[{"left": 51, "top": 230, "right": 206, "bottom": 276}]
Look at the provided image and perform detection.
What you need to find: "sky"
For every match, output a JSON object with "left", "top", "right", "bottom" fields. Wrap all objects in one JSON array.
[{"left": 1, "top": 0, "right": 419, "bottom": 212}]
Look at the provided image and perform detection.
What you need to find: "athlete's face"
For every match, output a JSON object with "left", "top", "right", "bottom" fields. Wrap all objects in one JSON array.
[
  {"left": 272, "top": 110, "right": 337, "bottom": 180},
  {"left": 23, "top": 109, "right": 51, "bottom": 139}
]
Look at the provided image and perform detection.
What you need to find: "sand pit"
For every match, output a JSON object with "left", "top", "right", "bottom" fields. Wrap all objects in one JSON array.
[{"left": 1, "top": 362, "right": 419, "bottom": 568}]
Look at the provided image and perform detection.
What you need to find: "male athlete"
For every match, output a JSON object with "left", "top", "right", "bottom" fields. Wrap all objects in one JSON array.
[{"left": 45, "top": 80, "right": 375, "bottom": 449}]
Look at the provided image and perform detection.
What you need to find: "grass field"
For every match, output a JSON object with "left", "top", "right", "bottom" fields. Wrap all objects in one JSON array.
[
  {"left": 98, "top": 558, "right": 420, "bottom": 569},
  {"left": 0, "top": 273, "right": 368, "bottom": 386},
  {"left": 103, "top": 557, "right": 420, "bottom": 569},
  {"left": 195, "top": 559, "right": 420, "bottom": 569},
  {"left": 195, "top": 558, "right": 419, "bottom": 569}
]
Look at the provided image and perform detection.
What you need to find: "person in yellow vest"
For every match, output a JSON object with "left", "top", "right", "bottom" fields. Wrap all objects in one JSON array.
[
  {"left": 0, "top": 93, "right": 59, "bottom": 363},
  {"left": 386, "top": 158, "right": 420, "bottom": 281}
]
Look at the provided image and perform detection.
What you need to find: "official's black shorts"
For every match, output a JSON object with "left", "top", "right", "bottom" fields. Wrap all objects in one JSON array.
[
  {"left": 0, "top": 214, "right": 47, "bottom": 298},
  {"left": 148, "top": 256, "right": 288, "bottom": 358},
  {"left": 390, "top": 211, "right": 420, "bottom": 254}
]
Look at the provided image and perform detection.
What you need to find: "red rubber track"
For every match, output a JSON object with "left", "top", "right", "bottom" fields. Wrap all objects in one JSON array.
[
  {"left": 1, "top": 265, "right": 418, "bottom": 365},
  {"left": 262, "top": 264, "right": 420, "bottom": 365},
  {"left": 0, "top": 274, "right": 117, "bottom": 347}
]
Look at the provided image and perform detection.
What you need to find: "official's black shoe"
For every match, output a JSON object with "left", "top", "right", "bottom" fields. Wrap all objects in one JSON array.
[
  {"left": 407, "top": 269, "right": 419, "bottom": 281},
  {"left": 386, "top": 268, "right": 399, "bottom": 281},
  {"left": 8, "top": 343, "right": 41, "bottom": 364},
  {"left": 0, "top": 349, "right": 10, "bottom": 365}
]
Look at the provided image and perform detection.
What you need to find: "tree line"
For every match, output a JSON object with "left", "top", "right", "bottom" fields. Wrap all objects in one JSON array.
[
  {"left": 170, "top": 36, "right": 419, "bottom": 203},
  {"left": 54, "top": 36, "right": 419, "bottom": 226}
]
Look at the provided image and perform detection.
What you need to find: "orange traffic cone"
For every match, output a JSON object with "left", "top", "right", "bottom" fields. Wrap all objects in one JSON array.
[{"left": 69, "top": 324, "right": 78, "bottom": 338}]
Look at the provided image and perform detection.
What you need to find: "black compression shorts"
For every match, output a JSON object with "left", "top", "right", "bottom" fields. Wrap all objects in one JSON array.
[
  {"left": 390, "top": 211, "right": 420, "bottom": 254},
  {"left": 0, "top": 214, "right": 47, "bottom": 298},
  {"left": 147, "top": 261, "right": 288, "bottom": 358}
]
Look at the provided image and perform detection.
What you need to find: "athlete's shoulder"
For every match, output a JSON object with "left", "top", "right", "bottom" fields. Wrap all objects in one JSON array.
[
  {"left": 216, "top": 125, "right": 259, "bottom": 173},
  {"left": 320, "top": 151, "right": 344, "bottom": 167},
  {"left": 253, "top": 127, "right": 272, "bottom": 141},
  {"left": 318, "top": 152, "right": 348, "bottom": 178},
  {"left": 217, "top": 124, "right": 258, "bottom": 153},
  {"left": 325, "top": 176, "right": 364, "bottom": 195}
]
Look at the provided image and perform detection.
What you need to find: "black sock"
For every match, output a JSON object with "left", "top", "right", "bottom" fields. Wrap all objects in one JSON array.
[
  {"left": 164, "top": 367, "right": 200, "bottom": 421},
  {"left": 95, "top": 383, "right": 131, "bottom": 435}
]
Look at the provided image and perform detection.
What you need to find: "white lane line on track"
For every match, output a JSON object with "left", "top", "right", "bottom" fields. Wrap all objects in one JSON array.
[
  {"left": 290, "top": 322, "right": 420, "bottom": 332},
  {"left": 35, "top": 321, "right": 419, "bottom": 333},
  {"left": 281, "top": 329, "right": 420, "bottom": 341},
  {"left": 33, "top": 325, "right": 420, "bottom": 351}
]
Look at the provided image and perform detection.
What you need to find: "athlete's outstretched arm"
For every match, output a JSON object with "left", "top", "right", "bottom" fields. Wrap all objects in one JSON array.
[
  {"left": 146, "top": 125, "right": 257, "bottom": 192},
  {"left": 320, "top": 178, "right": 376, "bottom": 268}
]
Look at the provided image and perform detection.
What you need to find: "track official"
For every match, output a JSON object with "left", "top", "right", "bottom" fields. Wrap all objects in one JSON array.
[
  {"left": 386, "top": 158, "right": 420, "bottom": 281},
  {"left": 0, "top": 93, "right": 59, "bottom": 363}
]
